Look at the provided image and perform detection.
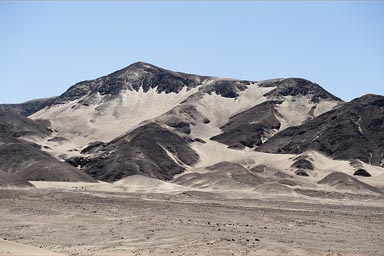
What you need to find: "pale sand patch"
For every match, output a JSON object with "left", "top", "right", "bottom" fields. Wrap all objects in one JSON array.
[
  {"left": 29, "top": 86, "right": 201, "bottom": 158},
  {"left": 0, "top": 240, "right": 65, "bottom": 256}
]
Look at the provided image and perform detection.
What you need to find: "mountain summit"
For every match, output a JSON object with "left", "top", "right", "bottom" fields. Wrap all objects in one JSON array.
[{"left": 55, "top": 62, "right": 210, "bottom": 104}]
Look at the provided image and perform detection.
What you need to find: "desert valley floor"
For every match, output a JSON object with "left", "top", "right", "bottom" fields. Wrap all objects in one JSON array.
[{"left": 1, "top": 187, "right": 383, "bottom": 256}]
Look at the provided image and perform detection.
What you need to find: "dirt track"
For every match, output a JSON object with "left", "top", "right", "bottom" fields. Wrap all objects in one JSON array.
[{"left": 0, "top": 188, "right": 383, "bottom": 256}]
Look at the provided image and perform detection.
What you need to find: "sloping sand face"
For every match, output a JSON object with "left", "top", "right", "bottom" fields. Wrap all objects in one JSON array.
[
  {"left": 1, "top": 188, "right": 383, "bottom": 256},
  {"left": 0, "top": 240, "right": 65, "bottom": 256}
]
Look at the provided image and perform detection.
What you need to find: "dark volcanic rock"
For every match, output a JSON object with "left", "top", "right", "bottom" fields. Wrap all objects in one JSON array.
[
  {"left": 194, "top": 138, "right": 206, "bottom": 144},
  {"left": 65, "top": 156, "right": 91, "bottom": 168},
  {"left": 211, "top": 101, "right": 282, "bottom": 149},
  {"left": 259, "top": 78, "right": 341, "bottom": 102},
  {"left": 54, "top": 62, "right": 210, "bottom": 104},
  {"left": 0, "top": 135, "right": 95, "bottom": 184},
  {"left": 0, "top": 97, "right": 56, "bottom": 116},
  {"left": 166, "top": 121, "right": 191, "bottom": 134},
  {"left": 211, "top": 124, "right": 265, "bottom": 149},
  {"left": 157, "top": 105, "right": 210, "bottom": 135},
  {"left": 353, "top": 169, "right": 371, "bottom": 177},
  {"left": 258, "top": 94, "right": 384, "bottom": 167},
  {"left": 84, "top": 122, "right": 199, "bottom": 182},
  {"left": 291, "top": 159, "right": 314, "bottom": 170},
  {"left": 0, "top": 113, "right": 94, "bottom": 184},
  {"left": 295, "top": 169, "right": 309, "bottom": 177},
  {"left": 48, "top": 137, "right": 67, "bottom": 142},
  {"left": 206, "top": 161, "right": 247, "bottom": 172},
  {"left": 80, "top": 141, "right": 106, "bottom": 154},
  {"left": 0, "top": 110, "right": 51, "bottom": 138},
  {"left": 201, "top": 80, "right": 249, "bottom": 98},
  {"left": 221, "top": 101, "right": 282, "bottom": 132}
]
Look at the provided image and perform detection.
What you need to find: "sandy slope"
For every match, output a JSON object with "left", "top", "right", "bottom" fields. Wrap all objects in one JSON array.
[
  {"left": 193, "top": 82, "right": 272, "bottom": 130},
  {"left": 30, "top": 87, "right": 200, "bottom": 158},
  {"left": 276, "top": 96, "right": 340, "bottom": 130},
  {"left": 0, "top": 240, "right": 64, "bottom": 256}
]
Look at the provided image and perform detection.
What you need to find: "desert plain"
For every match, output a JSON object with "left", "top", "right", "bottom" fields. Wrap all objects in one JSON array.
[{"left": 1, "top": 184, "right": 383, "bottom": 256}]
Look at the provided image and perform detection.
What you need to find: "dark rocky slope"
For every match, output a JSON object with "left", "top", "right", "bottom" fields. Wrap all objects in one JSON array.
[
  {"left": 210, "top": 101, "right": 282, "bottom": 149},
  {"left": 80, "top": 122, "right": 199, "bottom": 182},
  {"left": 0, "top": 110, "right": 51, "bottom": 138},
  {"left": 259, "top": 78, "right": 342, "bottom": 102},
  {"left": 0, "top": 111, "right": 95, "bottom": 185},
  {"left": 258, "top": 94, "right": 384, "bottom": 167},
  {"left": 201, "top": 80, "right": 250, "bottom": 98},
  {"left": 0, "top": 170, "right": 32, "bottom": 187},
  {"left": 0, "top": 97, "right": 56, "bottom": 116},
  {"left": 0, "top": 135, "right": 95, "bottom": 184}
]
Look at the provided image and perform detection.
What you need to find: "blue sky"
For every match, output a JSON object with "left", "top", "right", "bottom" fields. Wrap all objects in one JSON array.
[{"left": 0, "top": 1, "right": 383, "bottom": 103}]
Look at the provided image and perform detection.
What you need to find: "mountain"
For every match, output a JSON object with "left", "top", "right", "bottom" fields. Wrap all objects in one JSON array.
[
  {"left": 258, "top": 94, "right": 384, "bottom": 167},
  {"left": 28, "top": 62, "right": 212, "bottom": 159},
  {"left": 22, "top": 62, "right": 342, "bottom": 182},
  {"left": 1, "top": 61, "right": 383, "bottom": 195}
]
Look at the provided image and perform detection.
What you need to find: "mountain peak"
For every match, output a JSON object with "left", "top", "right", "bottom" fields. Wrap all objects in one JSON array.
[
  {"left": 127, "top": 61, "right": 156, "bottom": 68},
  {"left": 107, "top": 61, "right": 161, "bottom": 79},
  {"left": 351, "top": 94, "right": 384, "bottom": 105},
  {"left": 55, "top": 62, "right": 209, "bottom": 103},
  {"left": 260, "top": 78, "right": 342, "bottom": 102},
  {"left": 122, "top": 61, "right": 159, "bottom": 72}
]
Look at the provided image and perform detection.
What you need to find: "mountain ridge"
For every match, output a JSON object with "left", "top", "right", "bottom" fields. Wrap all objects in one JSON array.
[{"left": 0, "top": 62, "right": 382, "bottom": 190}]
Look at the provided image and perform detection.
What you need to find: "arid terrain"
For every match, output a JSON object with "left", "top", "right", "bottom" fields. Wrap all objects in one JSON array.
[
  {"left": 1, "top": 63, "right": 384, "bottom": 256},
  {"left": 1, "top": 187, "right": 383, "bottom": 256}
]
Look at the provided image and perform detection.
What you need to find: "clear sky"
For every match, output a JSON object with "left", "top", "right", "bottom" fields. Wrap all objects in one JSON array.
[{"left": 0, "top": 1, "right": 383, "bottom": 103}]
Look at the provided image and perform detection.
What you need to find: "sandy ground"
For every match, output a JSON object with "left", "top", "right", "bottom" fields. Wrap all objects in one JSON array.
[
  {"left": 0, "top": 188, "right": 384, "bottom": 256},
  {"left": 0, "top": 240, "right": 65, "bottom": 256}
]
